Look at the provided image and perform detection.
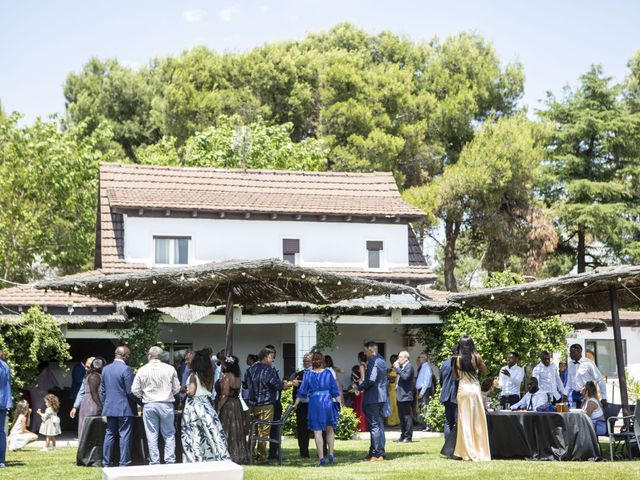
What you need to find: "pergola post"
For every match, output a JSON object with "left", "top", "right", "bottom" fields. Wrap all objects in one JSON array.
[
  {"left": 609, "top": 285, "right": 630, "bottom": 416},
  {"left": 224, "top": 288, "right": 234, "bottom": 357}
]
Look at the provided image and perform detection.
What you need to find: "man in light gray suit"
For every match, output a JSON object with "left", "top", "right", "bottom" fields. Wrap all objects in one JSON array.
[{"left": 393, "top": 351, "right": 415, "bottom": 442}]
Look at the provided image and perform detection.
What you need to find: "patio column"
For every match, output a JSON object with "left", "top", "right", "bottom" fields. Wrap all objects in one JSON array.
[{"left": 295, "top": 318, "right": 316, "bottom": 370}]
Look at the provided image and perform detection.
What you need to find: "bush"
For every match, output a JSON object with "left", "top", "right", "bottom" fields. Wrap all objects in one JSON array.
[
  {"left": 335, "top": 407, "right": 360, "bottom": 440},
  {"left": 422, "top": 386, "right": 445, "bottom": 432},
  {"left": 281, "top": 387, "right": 297, "bottom": 436}
]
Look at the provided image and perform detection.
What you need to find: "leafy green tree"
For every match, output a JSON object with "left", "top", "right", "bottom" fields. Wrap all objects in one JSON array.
[
  {"left": 0, "top": 114, "right": 116, "bottom": 282},
  {"left": 404, "top": 116, "right": 552, "bottom": 290},
  {"left": 0, "top": 307, "right": 71, "bottom": 397},
  {"left": 64, "top": 58, "right": 156, "bottom": 159},
  {"left": 540, "top": 65, "right": 640, "bottom": 272},
  {"left": 137, "top": 115, "right": 327, "bottom": 170}
]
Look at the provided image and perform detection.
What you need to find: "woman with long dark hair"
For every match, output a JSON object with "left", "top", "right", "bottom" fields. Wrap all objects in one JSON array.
[
  {"left": 78, "top": 357, "right": 105, "bottom": 438},
  {"left": 452, "top": 336, "right": 490, "bottom": 461},
  {"left": 216, "top": 355, "right": 250, "bottom": 464},
  {"left": 181, "top": 350, "right": 230, "bottom": 462}
]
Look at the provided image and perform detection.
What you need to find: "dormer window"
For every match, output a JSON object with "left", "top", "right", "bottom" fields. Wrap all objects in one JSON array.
[
  {"left": 367, "top": 241, "right": 383, "bottom": 269},
  {"left": 155, "top": 236, "right": 190, "bottom": 265},
  {"left": 283, "top": 238, "right": 300, "bottom": 265}
]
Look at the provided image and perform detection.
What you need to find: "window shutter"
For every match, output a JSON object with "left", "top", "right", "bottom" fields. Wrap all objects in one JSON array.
[
  {"left": 283, "top": 239, "right": 300, "bottom": 254},
  {"left": 366, "top": 241, "right": 383, "bottom": 251}
]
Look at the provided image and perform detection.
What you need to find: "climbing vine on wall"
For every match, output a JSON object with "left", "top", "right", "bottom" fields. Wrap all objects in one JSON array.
[{"left": 313, "top": 309, "right": 340, "bottom": 351}]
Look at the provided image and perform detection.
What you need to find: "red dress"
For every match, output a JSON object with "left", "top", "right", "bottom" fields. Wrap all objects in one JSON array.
[{"left": 351, "top": 371, "right": 368, "bottom": 432}]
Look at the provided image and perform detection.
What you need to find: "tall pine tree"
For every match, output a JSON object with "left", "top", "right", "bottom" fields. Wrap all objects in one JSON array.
[{"left": 541, "top": 65, "right": 640, "bottom": 272}]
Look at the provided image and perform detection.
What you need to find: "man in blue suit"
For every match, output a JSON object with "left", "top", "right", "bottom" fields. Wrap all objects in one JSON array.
[
  {"left": 359, "top": 341, "right": 388, "bottom": 461},
  {"left": 393, "top": 351, "right": 415, "bottom": 442},
  {"left": 439, "top": 345, "right": 459, "bottom": 440},
  {"left": 100, "top": 346, "right": 137, "bottom": 467},
  {"left": 0, "top": 351, "right": 12, "bottom": 469}
]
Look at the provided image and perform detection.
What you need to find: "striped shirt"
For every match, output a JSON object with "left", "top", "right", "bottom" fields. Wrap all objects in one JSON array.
[
  {"left": 244, "top": 362, "right": 283, "bottom": 406},
  {"left": 132, "top": 359, "right": 180, "bottom": 404}
]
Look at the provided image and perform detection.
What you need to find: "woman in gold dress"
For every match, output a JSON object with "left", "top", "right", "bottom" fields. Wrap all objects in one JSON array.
[
  {"left": 386, "top": 354, "right": 400, "bottom": 426},
  {"left": 452, "top": 336, "right": 490, "bottom": 461}
]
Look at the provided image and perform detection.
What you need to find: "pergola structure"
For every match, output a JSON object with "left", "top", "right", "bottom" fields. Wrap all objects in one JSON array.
[
  {"left": 36, "top": 259, "right": 419, "bottom": 356},
  {"left": 448, "top": 265, "right": 640, "bottom": 415}
]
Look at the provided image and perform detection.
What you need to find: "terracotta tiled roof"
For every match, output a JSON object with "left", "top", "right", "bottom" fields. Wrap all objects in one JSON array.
[
  {"left": 317, "top": 266, "right": 435, "bottom": 286},
  {"left": 96, "top": 163, "right": 426, "bottom": 271},
  {"left": 0, "top": 285, "right": 112, "bottom": 309}
]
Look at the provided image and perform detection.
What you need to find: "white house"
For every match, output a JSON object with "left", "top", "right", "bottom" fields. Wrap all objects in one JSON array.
[{"left": 0, "top": 163, "right": 444, "bottom": 390}]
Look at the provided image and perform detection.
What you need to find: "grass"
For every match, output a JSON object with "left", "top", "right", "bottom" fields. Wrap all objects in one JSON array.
[{"left": 2, "top": 437, "right": 639, "bottom": 480}]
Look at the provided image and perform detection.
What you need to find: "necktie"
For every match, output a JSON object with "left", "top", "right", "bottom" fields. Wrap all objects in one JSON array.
[{"left": 528, "top": 395, "right": 533, "bottom": 411}]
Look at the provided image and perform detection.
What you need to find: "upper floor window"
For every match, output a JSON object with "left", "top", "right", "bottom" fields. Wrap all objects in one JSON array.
[
  {"left": 283, "top": 238, "right": 300, "bottom": 264},
  {"left": 155, "top": 236, "right": 189, "bottom": 265},
  {"left": 367, "top": 241, "right": 383, "bottom": 269}
]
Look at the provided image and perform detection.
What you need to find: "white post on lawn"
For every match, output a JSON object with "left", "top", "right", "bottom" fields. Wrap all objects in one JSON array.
[{"left": 295, "top": 318, "right": 317, "bottom": 370}]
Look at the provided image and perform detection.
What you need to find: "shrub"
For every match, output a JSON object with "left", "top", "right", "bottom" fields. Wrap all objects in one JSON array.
[
  {"left": 422, "top": 386, "right": 445, "bottom": 432},
  {"left": 281, "top": 387, "right": 297, "bottom": 436},
  {"left": 335, "top": 406, "right": 360, "bottom": 440}
]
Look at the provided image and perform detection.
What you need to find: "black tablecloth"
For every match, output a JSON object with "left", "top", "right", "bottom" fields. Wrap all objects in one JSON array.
[
  {"left": 441, "top": 411, "right": 600, "bottom": 461},
  {"left": 77, "top": 415, "right": 184, "bottom": 466},
  {"left": 487, "top": 411, "right": 600, "bottom": 460}
]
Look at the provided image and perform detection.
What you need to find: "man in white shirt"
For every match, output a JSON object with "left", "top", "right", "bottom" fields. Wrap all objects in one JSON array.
[
  {"left": 562, "top": 344, "right": 607, "bottom": 408},
  {"left": 511, "top": 377, "right": 547, "bottom": 411},
  {"left": 498, "top": 352, "right": 524, "bottom": 409},
  {"left": 532, "top": 351, "right": 564, "bottom": 403},
  {"left": 132, "top": 346, "right": 180, "bottom": 465}
]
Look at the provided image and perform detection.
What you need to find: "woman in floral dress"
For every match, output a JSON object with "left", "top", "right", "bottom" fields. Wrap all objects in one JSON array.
[{"left": 181, "top": 350, "right": 230, "bottom": 462}]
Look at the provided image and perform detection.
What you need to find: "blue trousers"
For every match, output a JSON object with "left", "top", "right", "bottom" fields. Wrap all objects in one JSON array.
[
  {"left": 443, "top": 401, "right": 458, "bottom": 440},
  {"left": 103, "top": 416, "right": 134, "bottom": 467},
  {"left": 364, "top": 402, "right": 386, "bottom": 458},
  {"left": 143, "top": 403, "right": 176, "bottom": 464},
  {"left": 571, "top": 390, "right": 584, "bottom": 408},
  {"left": 0, "top": 409, "right": 6, "bottom": 465}
]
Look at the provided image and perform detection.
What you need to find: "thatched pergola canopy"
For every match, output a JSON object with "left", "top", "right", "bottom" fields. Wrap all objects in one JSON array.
[
  {"left": 35, "top": 259, "right": 417, "bottom": 309},
  {"left": 447, "top": 265, "right": 640, "bottom": 317}
]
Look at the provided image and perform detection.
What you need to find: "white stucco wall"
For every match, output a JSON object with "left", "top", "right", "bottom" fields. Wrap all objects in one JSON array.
[{"left": 122, "top": 216, "right": 409, "bottom": 269}]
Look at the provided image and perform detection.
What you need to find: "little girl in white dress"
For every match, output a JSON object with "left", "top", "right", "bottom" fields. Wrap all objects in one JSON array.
[
  {"left": 37, "top": 393, "right": 62, "bottom": 451},
  {"left": 8, "top": 400, "right": 38, "bottom": 451}
]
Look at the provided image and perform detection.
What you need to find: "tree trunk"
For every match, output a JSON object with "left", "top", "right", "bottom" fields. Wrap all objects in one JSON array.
[
  {"left": 444, "top": 217, "right": 459, "bottom": 292},
  {"left": 577, "top": 224, "right": 586, "bottom": 273}
]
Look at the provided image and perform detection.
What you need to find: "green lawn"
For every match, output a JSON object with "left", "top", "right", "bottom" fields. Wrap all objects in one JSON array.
[{"left": 2, "top": 437, "right": 639, "bottom": 480}]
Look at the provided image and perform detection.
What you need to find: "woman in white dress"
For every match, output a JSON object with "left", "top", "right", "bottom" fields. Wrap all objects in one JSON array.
[
  {"left": 581, "top": 381, "right": 606, "bottom": 435},
  {"left": 8, "top": 400, "right": 38, "bottom": 451}
]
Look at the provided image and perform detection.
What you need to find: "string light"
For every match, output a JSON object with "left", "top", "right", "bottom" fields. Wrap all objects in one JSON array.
[
  {"left": 301, "top": 274, "right": 306, "bottom": 279},
  {"left": 318, "top": 279, "right": 323, "bottom": 284},
  {"left": 125, "top": 280, "right": 130, "bottom": 287},
  {"left": 98, "top": 282, "right": 103, "bottom": 289},
  {"left": 180, "top": 274, "right": 185, "bottom": 281},
  {"left": 337, "top": 281, "right": 342, "bottom": 286},
  {"left": 520, "top": 291, "right": 525, "bottom": 296},
  {"left": 152, "top": 279, "right": 157, "bottom": 285},
  {"left": 490, "top": 294, "right": 495, "bottom": 300},
  {"left": 73, "top": 285, "right": 79, "bottom": 291},
  {"left": 617, "top": 277, "right": 622, "bottom": 282},
  {"left": 277, "top": 272, "right": 282, "bottom": 277},
  {"left": 583, "top": 282, "right": 588, "bottom": 287},
  {"left": 241, "top": 272, "right": 246, "bottom": 277},
  {"left": 551, "top": 287, "right": 557, "bottom": 292}
]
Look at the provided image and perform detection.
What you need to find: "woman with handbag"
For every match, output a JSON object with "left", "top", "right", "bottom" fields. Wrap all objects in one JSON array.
[{"left": 293, "top": 352, "right": 341, "bottom": 466}]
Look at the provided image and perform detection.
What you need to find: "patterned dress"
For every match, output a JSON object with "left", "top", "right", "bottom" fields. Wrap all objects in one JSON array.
[{"left": 181, "top": 373, "right": 230, "bottom": 462}]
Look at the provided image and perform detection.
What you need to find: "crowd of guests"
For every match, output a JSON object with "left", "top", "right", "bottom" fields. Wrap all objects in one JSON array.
[
  {"left": 440, "top": 339, "right": 609, "bottom": 461},
  {"left": 0, "top": 338, "right": 610, "bottom": 469}
]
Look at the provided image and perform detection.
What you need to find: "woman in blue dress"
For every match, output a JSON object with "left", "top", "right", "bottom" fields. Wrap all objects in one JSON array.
[{"left": 294, "top": 352, "right": 341, "bottom": 466}]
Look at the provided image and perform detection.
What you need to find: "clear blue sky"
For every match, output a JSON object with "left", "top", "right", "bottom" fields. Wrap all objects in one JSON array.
[{"left": 1, "top": 0, "right": 639, "bottom": 124}]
